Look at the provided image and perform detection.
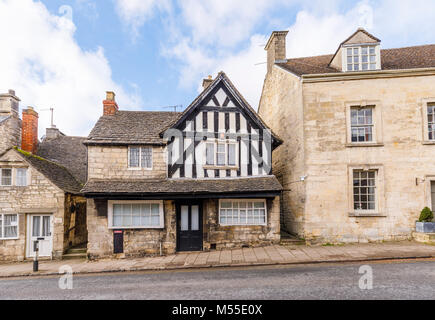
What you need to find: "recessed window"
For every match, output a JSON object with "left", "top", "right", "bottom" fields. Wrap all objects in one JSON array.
[
  {"left": 16, "top": 168, "right": 28, "bottom": 186},
  {"left": 205, "top": 141, "right": 238, "bottom": 167},
  {"left": 129, "top": 147, "right": 152, "bottom": 169},
  {"left": 0, "top": 168, "right": 12, "bottom": 186},
  {"left": 351, "top": 107, "right": 373, "bottom": 142},
  {"left": 428, "top": 104, "right": 435, "bottom": 141},
  {"left": 0, "top": 214, "right": 18, "bottom": 239},
  {"left": 219, "top": 200, "right": 266, "bottom": 225},
  {"left": 109, "top": 201, "right": 164, "bottom": 229},
  {"left": 353, "top": 170, "right": 376, "bottom": 211},
  {"left": 346, "top": 46, "right": 377, "bottom": 71}
]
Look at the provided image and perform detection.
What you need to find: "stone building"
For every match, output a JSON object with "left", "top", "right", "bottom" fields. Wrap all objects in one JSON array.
[
  {"left": 259, "top": 28, "right": 435, "bottom": 244},
  {"left": 0, "top": 91, "right": 87, "bottom": 261},
  {"left": 82, "top": 72, "right": 282, "bottom": 259}
]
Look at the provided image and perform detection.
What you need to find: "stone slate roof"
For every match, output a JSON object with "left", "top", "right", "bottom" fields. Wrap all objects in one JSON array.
[
  {"left": 36, "top": 135, "right": 87, "bottom": 184},
  {"left": 81, "top": 176, "right": 282, "bottom": 196},
  {"left": 278, "top": 44, "right": 435, "bottom": 76},
  {"left": 15, "top": 148, "right": 83, "bottom": 194},
  {"left": 84, "top": 111, "right": 181, "bottom": 146}
]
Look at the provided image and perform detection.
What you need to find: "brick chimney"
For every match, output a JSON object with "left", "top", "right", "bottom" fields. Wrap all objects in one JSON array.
[
  {"left": 21, "top": 107, "right": 39, "bottom": 154},
  {"left": 265, "top": 31, "right": 289, "bottom": 74},
  {"left": 103, "top": 91, "right": 118, "bottom": 115},
  {"left": 202, "top": 75, "right": 213, "bottom": 90}
]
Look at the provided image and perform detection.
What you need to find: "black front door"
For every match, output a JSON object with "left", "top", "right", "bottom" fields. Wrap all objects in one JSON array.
[{"left": 176, "top": 202, "right": 203, "bottom": 252}]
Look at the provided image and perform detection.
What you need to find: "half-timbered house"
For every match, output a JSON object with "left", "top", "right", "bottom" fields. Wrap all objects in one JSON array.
[{"left": 82, "top": 72, "right": 283, "bottom": 258}]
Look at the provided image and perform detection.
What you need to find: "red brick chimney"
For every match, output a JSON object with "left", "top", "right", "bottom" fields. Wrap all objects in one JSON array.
[
  {"left": 21, "top": 107, "right": 39, "bottom": 153},
  {"left": 103, "top": 91, "right": 118, "bottom": 115}
]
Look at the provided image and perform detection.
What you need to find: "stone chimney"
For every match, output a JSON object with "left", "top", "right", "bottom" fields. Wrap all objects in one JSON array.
[
  {"left": 264, "top": 31, "right": 289, "bottom": 74},
  {"left": 0, "top": 90, "right": 20, "bottom": 116},
  {"left": 103, "top": 91, "right": 118, "bottom": 116},
  {"left": 45, "top": 126, "right": 64, "bottom": 140},
  {"left": 202, "top": 75, "right": 213, "bottom": 90},
  {"left": 21, "top": 107, "right": 39, "bottom": 154}
]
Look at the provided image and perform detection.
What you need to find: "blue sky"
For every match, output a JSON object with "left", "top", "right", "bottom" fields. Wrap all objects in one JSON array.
[{"left": 1, "top": 0, "right": 435, "bottom": 137}]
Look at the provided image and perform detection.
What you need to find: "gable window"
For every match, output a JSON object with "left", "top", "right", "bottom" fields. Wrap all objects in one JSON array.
[
  {"left": 205, "top": 140, "right": 237, "bottom": 167},
  {"left": 16, "top": 168, "right": 28, "bottom": 186},
  {"left": 108, "top": 201, "right": 164, "bottom": 229},
  {"left": 0, "top": 168, "right": 12, "bottom": 186},
  {"left": 428, "top": 104, "right": 435, "bottom": 141},
  {"left": 353, "top": 170, "right": 376, "bottom": 211},
  {"left": 219, "top": 200, "right": 267, "bottom": 226},
  {"left": 129, "top": 147, "right": 152, "bottom": 169},
  {"left": 346, "top": 46, "right": 377, "bottom": 71},
  {"left": 0, "top": 214, "right": 18, "bottom": 239},
  {"left": 351, "top": 107, "right": 373, "bottom": 142}
]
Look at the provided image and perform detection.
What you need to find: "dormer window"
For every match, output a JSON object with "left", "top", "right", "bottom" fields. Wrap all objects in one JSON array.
[{"left": 346, "top": 45, "right": 378, "bottom": 71}]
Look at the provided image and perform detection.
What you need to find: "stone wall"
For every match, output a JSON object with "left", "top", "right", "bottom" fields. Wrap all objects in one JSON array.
[
  {"left": 0, "top": 149, "right": 65, "bottom": 261},
  {"left": 0, "top": 115, "right": 21, "bottom": 155},
  {"left": 87, "top": 145, "right": 167, "bottom": 180},
  {"left": 259, "top": 66, "right": 306, "bottom": 236}
]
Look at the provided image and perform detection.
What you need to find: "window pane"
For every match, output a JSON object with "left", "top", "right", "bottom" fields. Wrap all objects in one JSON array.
[
  {"left": 141, "top": 147, "right": 152, "bottom": 168},
  {"left": 353, "top": 48, "right": 359, "bottom": 55},
  {"left": 181, "top": 206, "right": 189, "bottom": 231},
  {"left": 16, "top": 168, "right": 27, "bottom": 186},
  {"left": 347, "top": 48, "right": 353, "bottom": 56},
  {"left": 32, "top": 216, "right": 40, "bottom": 237},
  {"left": 1, "top": 169, "right": 12, "bottom": 186},
  {"left": 353, "top": 170, "right": 376, "bottom": 211},
  {"left": 206, "top": 143, "right": 214, "bottom": 165},
  {"left": 141, "top": 204, "right": 151, "bottom": 226},
  {"left": 4, "top": 214, "right": 17, "bottom": 238},
  {"left": 113, "top": 204, "right": 122, "bottom": 227},
  {"left": 361, "top": 47, "right": 368, "bottom": 54},
  {"left": 228, "top": 144, "right": 236, "bottom": 166},
  {"left": 347, "top": 64, "right": 353, "bottom": 71},
  {"left": 217, "top": 153, "right": 225, "bottom": 166},
  {"left": 369, "top": 47, "right": 375, "bottom": 54},
  {"left": 132, "top": 204, "right": 141, "bottom": 226},
  {"left": 42, "top": 216, "right": 50, "bottom": 237},
  {"left": 370, "top": 63, "right": 376, "bottom": 70},
  {"left": 191, "top": 206, "right": 199, "bottom": 231},
  {"left": 122, "top": 204, "right": 132, "bottom": 226},
  {"left": 217, "top": 144, "right": 225, "bottom": 153},
  {"left": 221, "top": 202, "right": 232, "bottom": 209},
  {"left": 129, "top": 148, "right": 140, "bottom": 167}
]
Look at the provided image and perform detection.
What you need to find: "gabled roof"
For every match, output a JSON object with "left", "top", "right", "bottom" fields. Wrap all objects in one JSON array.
[
  {"left": 160, "top": 71, "right": 283, "bottom": 147},
  {"left": 341, "top": 28, "right": 381, "bottom": 45},
  {"left": 81, "top": 176, "right": 282, "bottom": 196},
  {"left": 11, "top": 147, "right": 83, "bottom": 194},
  {"left": 37, "top": 135, "right": 87, "bottom": 184},
  {"left": 84, "top": 111, "right": 181, "bottom": 146},
  {"left": 277, "top": 44, "right": 435, "bottom": 76}
]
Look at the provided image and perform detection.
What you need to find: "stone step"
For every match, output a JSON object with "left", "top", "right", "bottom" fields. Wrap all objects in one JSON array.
[
  {"left": 62, "top": 252, "right": 87, "bottom": 260},
  {"left": 280, "top": 238, "right": 305, "bottom": 246},
  {"left": 412, "top": 232, "right": 435, "bottom": 244},
  {"left": 67, "top": 248, "right": 87, "bottom": 254}
]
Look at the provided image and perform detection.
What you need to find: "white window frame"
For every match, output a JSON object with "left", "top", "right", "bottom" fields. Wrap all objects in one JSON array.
[
  {"left": 128, "top": 146, "right": 153, "bottom": 170},
  {"left": 343, "top": 44, "right": 380, "bottom": 72},
  {"left": 15, "top": 168, "right": 28, "bottom": 187},
  {"left": 0, "top": 213, "right": 19, "bottom": 240},
  {"left": 0, "top": 168, "right": 12, "bottom": 186},
  {"left": 107, "top": 200, "right": 164, "bottom": 229},
  {"left": 204, "top": 139, "right": 239, "bottom": 169},
  {"left": 422, "top": 99, "right": 435, "bottom": 144},
  {"left": 218, "top": 199, "right": 267, "bottom": 226}
]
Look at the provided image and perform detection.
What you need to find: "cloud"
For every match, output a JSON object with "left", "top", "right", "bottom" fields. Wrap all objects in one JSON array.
[{"left": 0, "top": 0, "right": 140, "bottom": 138}]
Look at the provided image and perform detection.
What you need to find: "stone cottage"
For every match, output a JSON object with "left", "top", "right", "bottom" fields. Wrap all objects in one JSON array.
[
  {"left": 0, "top": 90, "right": 87, "bottom": 261},
  {"left": 259, "top": 28, "right": 435, "bottom": 244},
  {"left": 82, "top": 72, "right": 283, "bottom": 259}
]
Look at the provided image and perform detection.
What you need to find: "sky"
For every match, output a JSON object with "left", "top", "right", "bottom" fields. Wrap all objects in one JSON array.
[{"left": 1, "top": 0, "right": 435, "bottom": 138}]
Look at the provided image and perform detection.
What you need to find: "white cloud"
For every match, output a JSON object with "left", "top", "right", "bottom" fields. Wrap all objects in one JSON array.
[{"left": 0, "top": 0, "right": 140, "bottom": 138}]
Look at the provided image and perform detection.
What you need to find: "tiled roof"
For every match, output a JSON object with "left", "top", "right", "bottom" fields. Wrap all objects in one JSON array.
[
  {"left": 84, "top": 111, "right": 181, "bottom": 145},
  {"left": 81, "top": 176, "right": 282, "bottom": 195},
  {"left": 36, "top": 135, "right": 87, "bottom": 184},
  {"left": 278, "top": 44, "right": 435, "bottom": 76},
  {"left": 15, "top": 148, "right": 83, "bottom": 194}
]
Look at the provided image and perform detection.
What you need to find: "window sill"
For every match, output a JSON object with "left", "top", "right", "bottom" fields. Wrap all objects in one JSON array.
[
  {"left": 127, "top": 167, "right": 153, "bottom": 171},
  {"left": 345, "top": 143, "right": 384, "bottom": 148},
  {"left": 219, "top": 224, "right": 267, "bottom": 227},
  {"left": 349, "top": 212, "right": 386, "bottom": 217},
  {"left": 109, "top": 226, "right": 164, "bottom": 230},
  {"left": 422, "top": 141, "right": 435, "bottom": 145},
  {"left": 203, "top": 165, "right": 239, "bottom": 170},
  {"left": 0, "top": 237, "right": 19, "bottom": 241}
]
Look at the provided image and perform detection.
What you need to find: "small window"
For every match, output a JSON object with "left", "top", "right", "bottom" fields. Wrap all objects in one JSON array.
[
  {"left": 129, "top": 147, "right": 152, "bottom": 169},
  {"left": 428, "top": 104, "right": 435, "bottom": 141},
  {"left": 205, "top": 141, "right": 238, "bottom": 167},
  {"left": 0, "top": 169, "right": 12, "bottom": 186},
  {"left": 0, "top": 214, "right": 18, "bottom": 239},
  {"left": 351, "top": 107, "right": 373, "bottom": 142},
  {"left": 206, "top": 143, "right": 214, "bottom": 165},
  {"left": 219, "top": 200, "right": 266, "bottom": 226},
  {"left": 16, "top": 168, "right": 28, "bottom": 186},
  {"left": 353, "top": 170, "right": 376, "bottom": 211},
  {"left": 346, "top": 46, "right": 377, "bottom": 72},
  {"left": 110, "top": 201, "right": 163, "bottom": 229}
]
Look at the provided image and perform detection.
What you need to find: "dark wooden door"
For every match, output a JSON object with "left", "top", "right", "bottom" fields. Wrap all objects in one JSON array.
[{"left": 176, "top": 202, "right": 203, "bottom": 252}]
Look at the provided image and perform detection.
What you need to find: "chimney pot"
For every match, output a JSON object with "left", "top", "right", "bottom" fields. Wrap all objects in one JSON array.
[{"left": 103, "top": 91, "right": 118, "bottom": 116}]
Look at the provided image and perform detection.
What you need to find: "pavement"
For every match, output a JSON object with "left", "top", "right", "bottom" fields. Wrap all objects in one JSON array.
[{"left": 1, "top": 240, "right": 434, "bottom": 278}]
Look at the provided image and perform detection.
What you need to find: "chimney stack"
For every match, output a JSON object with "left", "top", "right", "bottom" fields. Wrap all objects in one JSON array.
[
  {"left": 103, "top": 91, "right": 118, "bottom": 116},
  {"left": 0, "top": 89, "right": 20, "bottom": 116},
  {"left": 264, "top": 31, "right": 289, "bottom": 74},
  {"left": 202, "top": 75, "right": 213, "bottom": 90},
  {"left": 45, "top": 126, "right": 64, "bottom": 140},
  {"left": 21, "top": 107, "right": 39, "bottom": 154}
]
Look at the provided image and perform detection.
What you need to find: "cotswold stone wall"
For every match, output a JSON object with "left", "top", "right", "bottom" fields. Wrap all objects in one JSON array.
[
  {"left": 0, "top": 150, "right": 65, "bottom": 261},
  {"left": 0, "top": 115, "right": 21, "bottom": 155},
  {"left": 87, "top": 145, "right": 167, "bottom": 180},
  {"left": 87, "top": 196, "right": 280, "bottom": 259}
]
